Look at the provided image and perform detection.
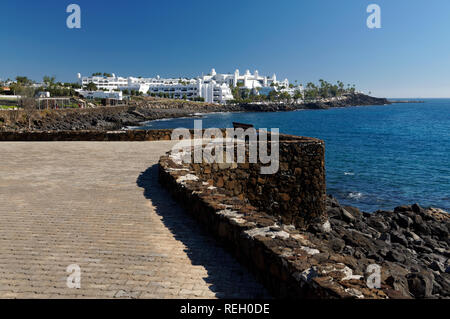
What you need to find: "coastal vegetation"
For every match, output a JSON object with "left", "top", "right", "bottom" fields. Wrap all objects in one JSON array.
[
  {"left": 124, "top": 89, "right": 144, "bottom": 96},
  {"left": 229, "top": 79, "right": 358, "bottom": 104},
  {"left": 304, "top": 80, "right": 356, "bottom": 100},
  {"left": 91, "top": 72, "right": 112, "bottom": 77},
  {"left": 0, "top": 105, "right": 17, "bottom": 110},
  {"left": 4, "top": 75, "right": 81, "bottom": 97},
  {"left": 84, "top": 82, "right": 98, "bottom": 91},
  {"left": 147, "top": 91, "right": 205, "bottom": 102}
]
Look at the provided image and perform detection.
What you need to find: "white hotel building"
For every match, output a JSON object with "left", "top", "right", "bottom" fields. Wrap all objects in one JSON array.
[{"left": 77, "top": 69, "right": 290, "bottom": 104}]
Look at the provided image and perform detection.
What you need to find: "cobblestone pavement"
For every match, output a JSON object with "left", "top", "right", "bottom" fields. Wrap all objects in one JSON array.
[{"left": 0, "top": 142, "right": 269, "bottom": 299}]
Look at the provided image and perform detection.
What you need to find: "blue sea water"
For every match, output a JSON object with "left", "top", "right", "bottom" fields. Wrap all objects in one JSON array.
[{"left": 140, "top": 100, "right": 450, "bottom": 212}]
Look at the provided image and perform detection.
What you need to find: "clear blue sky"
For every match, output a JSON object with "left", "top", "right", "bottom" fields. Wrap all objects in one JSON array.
[{"left": 1, "top": 0, "right": 450, "bottom": 98}]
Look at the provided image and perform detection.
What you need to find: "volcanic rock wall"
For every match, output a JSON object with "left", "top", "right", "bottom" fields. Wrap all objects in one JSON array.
[
  {"left": 158, "top": 134, "right": 387, "bottom": 298},
  {"left": 188, "top": 134, "right": 326, "bottom": 229},
  {"left": 0, "top": 129, "right": 174, "bottom": 141}
]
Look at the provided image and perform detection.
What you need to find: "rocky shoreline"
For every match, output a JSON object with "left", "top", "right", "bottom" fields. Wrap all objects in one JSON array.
[
  {"left": 231, "top": 93, "right": 390, "bottom": 112},
  {"left": 0, "top": 93, "right": 389, "bottom": 132},
  {"left": 309, "top": 196, "right": 449, "bottom": 298},
  {"left": 159, "top": 132, "right": 449, "bottom": 299}
]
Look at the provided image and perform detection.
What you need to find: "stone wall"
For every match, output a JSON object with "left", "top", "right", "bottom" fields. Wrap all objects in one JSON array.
[
  {"left": 158, "top": 134, "right": 385, "bottom": 299},
  {"left": 0, "top": 130, "right": 173, "bottom": 141},
  {"left": 188, "top": 134, "right": 326, "bottom": 229}
]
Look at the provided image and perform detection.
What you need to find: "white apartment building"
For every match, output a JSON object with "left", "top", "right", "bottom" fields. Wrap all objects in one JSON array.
[
  {"left": 200, "top": 68, "right": 289, "bottom": 90},
  {"left": 78, "top": 73, "right": 128, "bottom": 90},
  {"left": 77, "top": 68, "right": 289, "bottom": 104}
]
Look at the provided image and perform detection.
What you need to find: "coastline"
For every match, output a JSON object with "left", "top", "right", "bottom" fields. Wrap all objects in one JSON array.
[
  {"left": 159, "top": 135, "right": 450, "bottom": 299},
  {"left": 0, "top": 93, "right": 390, "bottom": 132}
]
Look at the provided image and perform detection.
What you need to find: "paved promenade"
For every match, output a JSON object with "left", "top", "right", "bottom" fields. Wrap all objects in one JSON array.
[{"left": 0, "top": 142, "right": 268, "bottom": 299}]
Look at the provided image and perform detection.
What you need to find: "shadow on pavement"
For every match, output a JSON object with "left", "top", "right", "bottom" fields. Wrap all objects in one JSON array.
[{"left": 137, "top": 164, "right": 270, "bottom": 299}]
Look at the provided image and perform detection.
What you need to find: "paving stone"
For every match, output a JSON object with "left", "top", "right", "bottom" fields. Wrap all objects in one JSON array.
[{"left": 0, "top": 142, "right": 270, "bottom": 299}]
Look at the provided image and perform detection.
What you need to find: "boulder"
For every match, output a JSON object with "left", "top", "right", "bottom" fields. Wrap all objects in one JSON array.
[
  {"left": 391, "top": 231, "right": 409, "bottom": 247},
  {"left": 394, "top": 205, "right": 412, "bottom": 213},
  {"left": 367, "top": 217, "right": 389, "bottom": 232},
  {"left": 329, "top": 238, "right": 346, "bottom": 253},
  {"left": 341, "top": 208, "right": 356, "bottom": 222},
  {"left": 396, "top": 213, "right": 413, "bottom": 229},
  {"left": 379, "top": 233, "right": 391, "bottom": 244},
  {"left": 407, "top": 272, "right": 434, "bottom": 298},
  {"left": 429, "top": 261, "right": 445, "bottom": 273},
  {"left": 432, "top": 274, "right": 450, "bottom": 297},
  {"left": 343, "top": 206, "right": 362, "bottom": 219},
  {"left": 411, "top": 203, "right": 424, "bottom": 214},
  {"left": 386, "top": 250, "right": 406, "bottom": 263}
]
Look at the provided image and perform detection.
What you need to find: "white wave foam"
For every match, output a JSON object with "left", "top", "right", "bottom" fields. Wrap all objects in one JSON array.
[
  {"left": 344, "top": 172, "right": 355, "bottom": 176},
  {"left": 348, "top": 192, "right": 363, "bottom": 199}
]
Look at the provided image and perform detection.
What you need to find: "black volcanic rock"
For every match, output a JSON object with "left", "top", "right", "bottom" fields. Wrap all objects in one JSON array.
[
  {"left": 313, "top": 195, "right": 450, "bottom": 298},
  {"left": 241, "top": 93, "right": 390, "bottom": 112},
  {"left": 407, "top": 272, "right": 434, "bottom": 298}
]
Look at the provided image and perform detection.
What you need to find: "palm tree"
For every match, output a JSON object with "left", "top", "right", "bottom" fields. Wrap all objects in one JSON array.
[
  {"left": 43, "top": 76, "right": 56, "bottom": 86},
  {"left": 337, "top": 81, "right": 345, "bottom": 95},
  {"left": 85, "top": 82, "right": 97, "bottom": 91}
]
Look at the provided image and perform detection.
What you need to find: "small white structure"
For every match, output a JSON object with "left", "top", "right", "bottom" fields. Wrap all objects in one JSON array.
[
  {"left": 77, "top": 90, "right": 123, "bottom": 101},
  {"left": 281, "top": 86, "right": 304, "bottom": 98},
  {"left": 37, "top": 91, "right": 51, "bottom": 98},
  {"left": 0, "top": 95, "right": 21, "bottom": 100}
]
